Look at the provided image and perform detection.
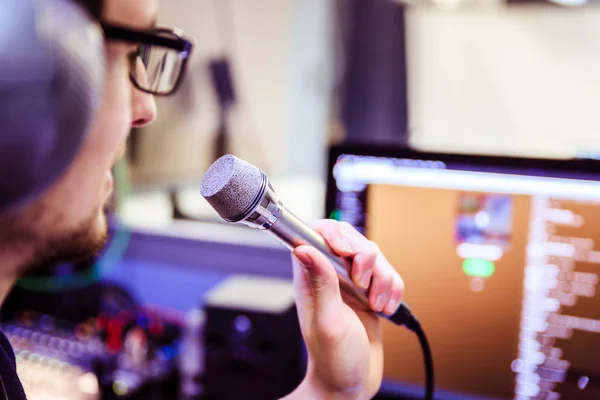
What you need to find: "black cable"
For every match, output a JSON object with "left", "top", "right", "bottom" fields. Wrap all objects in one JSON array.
[
  {"left": 389, "top": 305, "right": 434, "bottom": 399},
  {"left": 413, "top": 322, "right": 434, "bottom": 400}
]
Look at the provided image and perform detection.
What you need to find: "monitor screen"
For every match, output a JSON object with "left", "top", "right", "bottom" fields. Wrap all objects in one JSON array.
[{"left": 326, "top": 144, "right": 600, "bottom": 400}]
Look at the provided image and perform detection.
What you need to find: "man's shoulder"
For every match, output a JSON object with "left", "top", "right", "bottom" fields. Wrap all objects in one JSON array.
[
  {"left": 0, "top": 330, "right": 15, "bottom": 367},
  {"left": 0, "top": 329, "right": 27, "bottom": 399}
]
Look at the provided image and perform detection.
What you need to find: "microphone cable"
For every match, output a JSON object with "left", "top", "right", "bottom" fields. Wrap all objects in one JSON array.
[
  {"left": 394, "top": 309, "right": 434, "bottom": 400},
  {"left": 415, "top": 323, "right": 434, "bottom": 400}
]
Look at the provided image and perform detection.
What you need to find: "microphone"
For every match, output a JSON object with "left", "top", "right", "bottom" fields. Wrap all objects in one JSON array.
[{"left": 200, "top": 154, "right": 421, "bottom": 331}]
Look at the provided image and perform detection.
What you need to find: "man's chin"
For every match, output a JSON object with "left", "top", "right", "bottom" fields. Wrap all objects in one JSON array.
[{"left": 21, "top": 211, "right": 109, "bottom": 277}]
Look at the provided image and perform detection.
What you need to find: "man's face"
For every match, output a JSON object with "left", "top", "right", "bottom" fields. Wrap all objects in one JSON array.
[{"left": 1, "top": 0, "right": 158, "bottom": 273}]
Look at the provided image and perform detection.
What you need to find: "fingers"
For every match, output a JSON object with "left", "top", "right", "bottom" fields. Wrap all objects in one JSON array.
[
  {"left": 373, "top": 263, "right": 405, "bottom": 315},
  {"left": 360, "top": 250, "right": 403, "bottom": 315},
  {"left": 312, "top": 220, "right": 374, "bottom": 288},
  {"left": 312, "top": 219, "right": 355, "bottom": 257},
  {"left": 291, "top": 244, "right": 381, "bottom": 348},
  {"left": 292, "top": 245, "right": 345, "bottom": 322},
  {"left": 312, "top": 220, "right": 405, "bottom": 316},
  {"left": 352, "top": 251, "right": 376, "bottom": 290}
]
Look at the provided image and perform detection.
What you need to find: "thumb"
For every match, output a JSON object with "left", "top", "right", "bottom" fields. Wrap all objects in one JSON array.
[{"left": 292, "top": 245, "right": 345, "bottom": 321}]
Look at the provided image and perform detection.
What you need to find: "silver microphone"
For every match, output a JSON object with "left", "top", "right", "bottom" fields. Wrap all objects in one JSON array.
[{"left": 200, "top": 155, "right": 419, "bottom": 330}]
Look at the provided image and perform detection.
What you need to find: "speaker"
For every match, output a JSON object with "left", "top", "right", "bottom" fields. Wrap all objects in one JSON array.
[{"left": 202, "top": 275, "right": 305, "bottom": 399}]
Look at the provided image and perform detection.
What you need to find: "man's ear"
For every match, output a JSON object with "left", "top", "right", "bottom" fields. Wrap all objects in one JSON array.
[{"left": 0, "top": 0, "right": 106, "bottom": 213}]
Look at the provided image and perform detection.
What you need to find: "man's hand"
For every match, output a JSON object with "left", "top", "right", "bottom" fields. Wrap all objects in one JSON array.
[{"left": 282, "top": 220, "right": 405, "bottom": 400}]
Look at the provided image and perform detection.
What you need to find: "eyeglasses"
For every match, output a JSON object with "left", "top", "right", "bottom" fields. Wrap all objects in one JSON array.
[{"left": 101, "top": 23, "right": 194, "bottom": 96}]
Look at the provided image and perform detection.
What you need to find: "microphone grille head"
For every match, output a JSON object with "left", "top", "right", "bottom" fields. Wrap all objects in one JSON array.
[{"left": 200, "top": 155, "right": 265, "bottom": 221}]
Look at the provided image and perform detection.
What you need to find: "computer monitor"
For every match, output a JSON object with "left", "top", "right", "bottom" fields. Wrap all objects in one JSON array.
[{"left": 326, "top": 144, "right": 600, "bottom": 400}]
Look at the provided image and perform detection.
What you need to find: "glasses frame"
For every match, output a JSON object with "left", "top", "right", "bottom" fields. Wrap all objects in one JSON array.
[{"left": 100, "top": 23, "right": 194, "bottom": 96}]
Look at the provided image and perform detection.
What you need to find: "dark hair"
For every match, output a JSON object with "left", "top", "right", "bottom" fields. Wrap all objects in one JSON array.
[{"left": 73, "top": 0, "right": 104, "bottom": 20}]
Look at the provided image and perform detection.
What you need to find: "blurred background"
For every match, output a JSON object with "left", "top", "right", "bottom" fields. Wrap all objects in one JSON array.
[
  {"left": 5, "top": 0, "right": 600, "bottom": 399},
  {"left": 119, "top": 0, "right": 600, "bottom": 229}
]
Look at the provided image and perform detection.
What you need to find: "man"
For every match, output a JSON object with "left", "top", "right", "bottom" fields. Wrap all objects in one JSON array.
[{"left": 0, "top": 0, "right": 405, "bottom": 399}]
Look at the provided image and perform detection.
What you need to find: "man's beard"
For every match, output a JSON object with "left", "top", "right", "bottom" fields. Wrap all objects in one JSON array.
[
  {"left": 0, "top": 204, "right": 109, "bottom": 278},
  {"left": 26, "top": 212, "right": 109, "bottom": 276}
]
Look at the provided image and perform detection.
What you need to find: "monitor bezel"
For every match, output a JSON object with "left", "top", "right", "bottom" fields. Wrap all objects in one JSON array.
[{"left": 326, "top": 143, "right": 600, "bottom": 218}]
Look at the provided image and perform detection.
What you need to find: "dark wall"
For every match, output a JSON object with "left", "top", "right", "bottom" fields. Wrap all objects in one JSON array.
[{"left": 339, "top": 0, "right": 409, "bottom": 146}]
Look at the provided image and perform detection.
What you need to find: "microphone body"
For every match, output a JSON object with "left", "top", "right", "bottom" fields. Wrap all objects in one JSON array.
[
  {"left": 201, "top": 155, "right": 431, "bottom": 397},
  {"left": 268, "top": 201, "right": 371, "bottom": 310},
  {"left": 222, "top": 172, "right": 419, "bottom": 330}
]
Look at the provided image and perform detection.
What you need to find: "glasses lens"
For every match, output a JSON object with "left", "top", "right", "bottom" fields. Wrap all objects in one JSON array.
[{"left": 131, "top": 42, "right": 185, "bottom": 95}]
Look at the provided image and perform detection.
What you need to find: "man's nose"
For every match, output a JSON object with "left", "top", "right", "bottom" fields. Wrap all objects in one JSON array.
[{"left": 131, "top": 86, "right": 157, "bottom": 127}]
